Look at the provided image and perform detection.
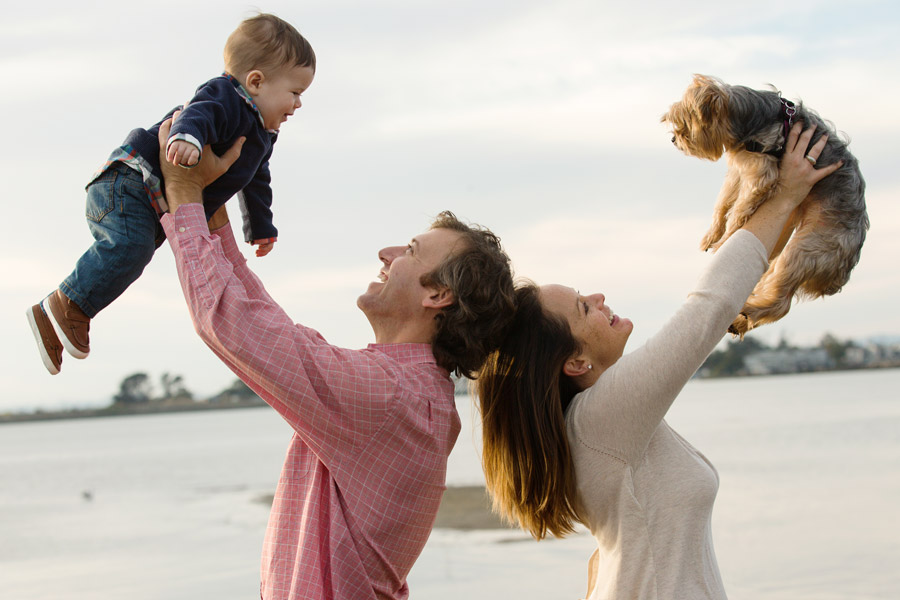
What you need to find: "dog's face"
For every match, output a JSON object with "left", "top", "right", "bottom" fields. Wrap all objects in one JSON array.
[{"left": 661, "top": 74, "right": 732, "bottom": 161}]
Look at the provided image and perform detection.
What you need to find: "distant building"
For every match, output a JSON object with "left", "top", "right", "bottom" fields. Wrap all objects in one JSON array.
[
  {"left": 697, "top": 335, "right": 900, "bottom": 379},
  {"left": 743, "top": 348, "right": 833, "bottom": 376},
  {"left": 844, "top": 346, "right": 867, "bottom": 367}
]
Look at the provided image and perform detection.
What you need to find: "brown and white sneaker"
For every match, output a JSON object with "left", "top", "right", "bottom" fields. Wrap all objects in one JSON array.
[
  {"left": 46, "top": 289, "right": 91, "bottom": 359},
  {"left": 27, "top": 303, "right": 63, "bottom": 375}
]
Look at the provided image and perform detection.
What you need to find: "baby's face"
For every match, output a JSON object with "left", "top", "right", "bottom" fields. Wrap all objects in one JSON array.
[{"left": 253, "top": 65, "right": 315, "bottom": 131}]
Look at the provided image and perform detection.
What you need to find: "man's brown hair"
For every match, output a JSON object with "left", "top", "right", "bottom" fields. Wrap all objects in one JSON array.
[{"left": 422, "top": 211, "right": 516, "bottom": 378}]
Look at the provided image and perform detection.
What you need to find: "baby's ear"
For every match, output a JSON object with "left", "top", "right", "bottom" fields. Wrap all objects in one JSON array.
[{"left": 244, "top": 70, "right": 265, "bottom": 94}]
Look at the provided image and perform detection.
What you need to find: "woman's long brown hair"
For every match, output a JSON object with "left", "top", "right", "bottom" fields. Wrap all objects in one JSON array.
[{"left": 475, "top": 284, "right": 583, "bottom": 539}]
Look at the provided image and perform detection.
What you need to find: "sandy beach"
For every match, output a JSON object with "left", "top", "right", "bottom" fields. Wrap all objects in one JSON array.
[
  {"left": 434, "top": 486, "right": 508, "bottom": 530},
  {"left": 259, "top": 485, "right": 511, "bottom": 531}
]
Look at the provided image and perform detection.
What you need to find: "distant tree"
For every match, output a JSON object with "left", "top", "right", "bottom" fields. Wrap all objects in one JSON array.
[
  {"left": 819, "top": 333, "right": 857, "bottom": 367},
  {"left": 226, "top": 379, "right": 255, "bottom": 399},
  {"left": 113, "top": 372, "right": 194, "bottom": 405},
  {"left": 776, "top": 334, "right": 795, "bottom": 350},
  {"left": 210, "top": 379, "right": 262, "bottom": 404},
  {"left": 113, "top": 373, "right": 153, "bottom": 405},
  {"left": 700, "top": 336, "right": 769, "bottom": 377},
  {"left": 160, "top": 372, "right": 193, "bottom": 402}
]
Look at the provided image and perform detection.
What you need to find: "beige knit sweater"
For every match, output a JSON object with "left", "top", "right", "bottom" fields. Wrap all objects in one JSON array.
[{"left": 566, "top": 230, "right": 769, "bottom": 600}]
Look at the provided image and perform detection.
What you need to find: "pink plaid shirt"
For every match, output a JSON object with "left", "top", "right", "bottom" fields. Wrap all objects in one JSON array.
[{"left": 162, "top": 205, "right": 461, "bottom": 599}]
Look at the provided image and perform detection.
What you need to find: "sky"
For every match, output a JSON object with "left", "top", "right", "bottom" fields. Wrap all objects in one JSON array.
[{"left": 3, "top": 0, "right": 899, "bottom": 412}]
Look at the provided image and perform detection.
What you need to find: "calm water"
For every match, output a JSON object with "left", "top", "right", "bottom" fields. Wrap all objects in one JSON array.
[{"left": 1, "top": 369, "right": 898, "bottom": 599}]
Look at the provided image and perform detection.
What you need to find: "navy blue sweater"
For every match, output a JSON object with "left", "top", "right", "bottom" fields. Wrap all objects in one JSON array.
[{"left": 121, "top": 75, "right": 278, "bottom": 243}]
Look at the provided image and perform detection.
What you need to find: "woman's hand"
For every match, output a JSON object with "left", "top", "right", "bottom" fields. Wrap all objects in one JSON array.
[
  {"left": 741, "top": 121, "right": 843, "bottom": 256},
  {"left": 776, "top": 122, "right": 843, "bottom": 209}
]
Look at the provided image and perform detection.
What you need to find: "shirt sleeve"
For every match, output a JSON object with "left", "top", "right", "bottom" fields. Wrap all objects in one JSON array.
[
  {"left": 571, "top": 229, "right": 769, "bottom": 464},
  {"left": 237, "top": 150, "right": 277, "bottom": 243},
  {"left": 168, "top": 79, "right": 244, "bottom": 157},
  {"left": 162, "top": 204, "right": 402, "bottom": 465}
]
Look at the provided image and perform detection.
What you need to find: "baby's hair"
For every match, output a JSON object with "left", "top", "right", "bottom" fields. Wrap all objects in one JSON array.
[{"left": 224, "top": 13, "right": 316, "bottom": 79}]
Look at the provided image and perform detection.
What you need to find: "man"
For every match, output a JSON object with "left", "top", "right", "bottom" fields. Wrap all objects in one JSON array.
[{"left": 157, "top": 118, "right": 515, "bottom": 599}]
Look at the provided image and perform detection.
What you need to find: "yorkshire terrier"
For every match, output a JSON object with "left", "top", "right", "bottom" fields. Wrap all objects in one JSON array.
[{"left": 661, "top": 74, "right": 868, "bottom": 336}]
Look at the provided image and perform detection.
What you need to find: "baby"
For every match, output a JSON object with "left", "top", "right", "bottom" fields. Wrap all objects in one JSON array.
[{"left": 27, "top": 13, "right": 315, "bottom": 375}]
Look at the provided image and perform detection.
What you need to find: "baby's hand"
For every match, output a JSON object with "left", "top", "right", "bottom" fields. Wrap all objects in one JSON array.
[
  {"left": 255, "top": 241, "right": 274, "bottom": 257},
  {"left": 167, "top": 140, "right": 200, "bottom": 168}
]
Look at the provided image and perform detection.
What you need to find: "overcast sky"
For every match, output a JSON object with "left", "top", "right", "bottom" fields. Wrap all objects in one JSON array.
[{"left": 3, "top": 0, "right": 898, "bottom": 412}]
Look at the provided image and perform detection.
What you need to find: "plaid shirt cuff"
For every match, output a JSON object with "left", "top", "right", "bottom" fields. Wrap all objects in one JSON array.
[{"left": 161, "top": 203, "right": 208, "bottom": 240}]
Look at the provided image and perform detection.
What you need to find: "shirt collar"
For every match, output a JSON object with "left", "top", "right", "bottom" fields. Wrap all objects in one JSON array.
[{"left": 222, "top": 72, "right": 277, "bottom": 133}]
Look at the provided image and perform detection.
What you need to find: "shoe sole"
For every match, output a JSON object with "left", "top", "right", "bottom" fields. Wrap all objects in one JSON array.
[
  {"left": 27, "top": 306, "right": 61, "bottom": 375},
  {"left": 45, "top": 297, "right": 89, "bottom": 359}
]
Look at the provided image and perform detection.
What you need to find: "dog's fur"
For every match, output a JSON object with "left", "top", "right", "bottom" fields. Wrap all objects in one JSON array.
[{"left": 662, "top": 74, "right": 868, "bottom": 336}]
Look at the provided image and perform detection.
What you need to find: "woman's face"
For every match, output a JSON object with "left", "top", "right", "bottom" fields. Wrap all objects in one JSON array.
[{"left": 539, "top": 284, "right": 633, "bottom": 374}]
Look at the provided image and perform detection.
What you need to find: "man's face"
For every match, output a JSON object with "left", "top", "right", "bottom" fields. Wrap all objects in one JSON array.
[{"left": 357, "top": 227, "right": 464, "bottom": 333}]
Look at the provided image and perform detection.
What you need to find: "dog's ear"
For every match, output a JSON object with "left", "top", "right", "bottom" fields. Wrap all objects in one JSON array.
[
  {"left": 694, "top": 78, "right": 728, "bottom": 126},
  {"left": 682, "top": 76, "right": 729, "bottom": 160}
]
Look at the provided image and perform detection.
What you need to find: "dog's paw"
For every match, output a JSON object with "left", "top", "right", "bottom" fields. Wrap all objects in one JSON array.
[{"left": 728, "top": 313, "right": 750, "bottom": 339}]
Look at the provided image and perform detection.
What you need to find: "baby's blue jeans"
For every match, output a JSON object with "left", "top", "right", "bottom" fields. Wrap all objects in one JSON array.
[{"left": 60, "top": 163, "right": 165, "bottom": 318}]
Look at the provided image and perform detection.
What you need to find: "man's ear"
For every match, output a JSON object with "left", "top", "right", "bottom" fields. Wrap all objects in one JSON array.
[
  {"left": 244, "top": 70, "right": 265, "bottom": 94},
  {"left": 562, "top": 355, "right": 591, "bottom": 378},
  {"left": 423, "top": 287, "right": 455, "bottom": 309}
]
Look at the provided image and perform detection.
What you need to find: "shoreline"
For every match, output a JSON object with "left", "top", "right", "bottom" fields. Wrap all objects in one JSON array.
[
  {"left": 6, "top": 365, "right": 898, "bottom": 425},
  {"left": 0, "top": 398, "right": 267, "bottom": 425},
  {"left": 256, "top": 485, "right": 512, "bottom": 531}
]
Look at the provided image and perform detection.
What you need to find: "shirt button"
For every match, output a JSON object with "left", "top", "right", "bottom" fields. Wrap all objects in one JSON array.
[{"left": 178, "top": 227, "right": 186, "bottom": 233}]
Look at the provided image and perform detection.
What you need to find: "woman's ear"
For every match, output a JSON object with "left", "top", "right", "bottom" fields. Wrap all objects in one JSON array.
[
  {"left": 562, "top": 355, "right": 591, "bottom": 378},
  {"left": 244, "top": 70, "right": 265, "bottom": 95}
]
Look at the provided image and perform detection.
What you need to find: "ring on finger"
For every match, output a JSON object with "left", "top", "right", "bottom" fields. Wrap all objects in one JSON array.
[{"left": 805, "top": 155, "right": 817, "bottom": 166}]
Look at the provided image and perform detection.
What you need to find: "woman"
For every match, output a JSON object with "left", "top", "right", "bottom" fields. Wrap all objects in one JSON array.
[{"left": 476, "top": 123, "right": 842, "bottom": 599}]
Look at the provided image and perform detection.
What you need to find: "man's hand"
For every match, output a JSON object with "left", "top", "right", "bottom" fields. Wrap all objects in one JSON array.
[{"left": 158, "top": 111, "right": 245, "bottom": 212}]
